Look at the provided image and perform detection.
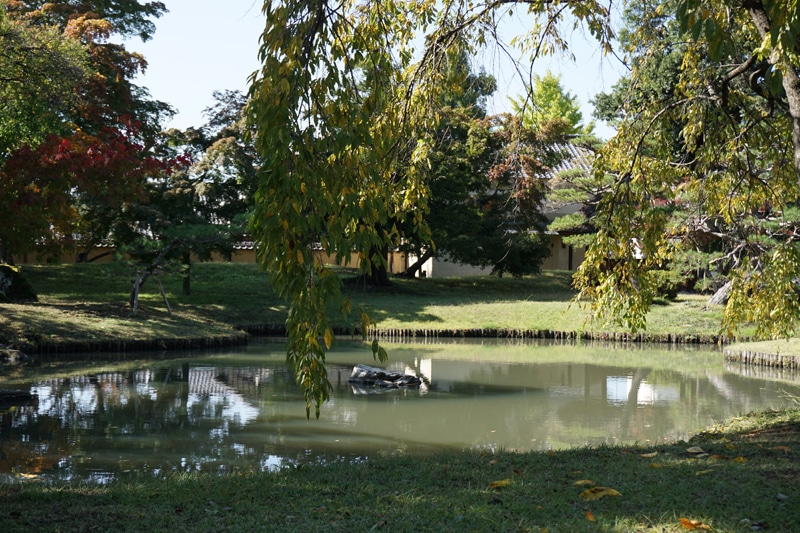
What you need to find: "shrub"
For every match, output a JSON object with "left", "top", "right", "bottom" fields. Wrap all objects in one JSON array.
[{"left": 649, "top": 269, "right": 683, "bottom": 300}]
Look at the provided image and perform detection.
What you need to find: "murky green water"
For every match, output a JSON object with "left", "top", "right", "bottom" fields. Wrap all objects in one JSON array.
[{"left": 1, "top": 338, "right": 798, "bottom": 483}]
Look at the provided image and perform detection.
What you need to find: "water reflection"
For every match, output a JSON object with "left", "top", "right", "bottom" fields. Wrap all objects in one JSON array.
[{"left": 1, "top": 339, "right": 799, "bottom": 483}]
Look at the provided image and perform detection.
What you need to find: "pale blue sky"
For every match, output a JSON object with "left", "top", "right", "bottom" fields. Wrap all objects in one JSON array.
[
  {"left": 130, "top": 1, "right": 625, "bottom": 138},
  {"left": 130, "top": 0, "right": 264, "bottom": 130}
]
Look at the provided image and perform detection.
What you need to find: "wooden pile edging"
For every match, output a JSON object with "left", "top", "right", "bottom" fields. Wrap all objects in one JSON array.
[
  {"left": 362, "top": 327, "right": 736, "bottom": 345},
  {"left": 25, "top": 323, "right": 800, "bottom": 375},
  {"left": 25, "top": 332, "right": 249, "bottom": 355},
  {"left": 240, "top": 325, "right": 741, "bottom": 344},
  {"left": 724, "top": 349, "right": 800, "bottom": 369}
]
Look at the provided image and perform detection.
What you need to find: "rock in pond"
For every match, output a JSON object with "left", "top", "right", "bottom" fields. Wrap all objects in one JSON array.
[
  {"left": 348, "top": 364, "right": 423, "bottom": 389},
  {"left": 0, "top": 389, "right": 36, "bottom": 406}
]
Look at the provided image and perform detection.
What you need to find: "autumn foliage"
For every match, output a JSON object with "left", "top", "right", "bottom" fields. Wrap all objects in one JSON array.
[
  {"left": 0, "top": 1, "right": 170, "bottom": 262},
  {"left": 0, "top": 122, "right": 164, "bottom": 257}
]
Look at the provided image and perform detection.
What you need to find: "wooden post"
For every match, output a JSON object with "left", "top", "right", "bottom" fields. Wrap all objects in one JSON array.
[
  {"left": 132, "top": 272, "right": 141, "bottom": 315},
  {"left": 154, "top": 275, "right": 173, "bottom": 317}
]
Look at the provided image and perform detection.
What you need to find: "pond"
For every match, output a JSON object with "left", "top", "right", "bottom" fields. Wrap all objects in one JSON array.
[{"left": 1, "top": 338, "right": 799, "bottom": 483}]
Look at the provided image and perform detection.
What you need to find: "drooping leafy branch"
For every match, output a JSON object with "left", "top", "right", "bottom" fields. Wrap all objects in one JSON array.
[
  {"left": 248, "top": 0, "right": 615, "bottom": 415},
  {"left": 575, "top": 0, "right": 800, "bottom": 339}
]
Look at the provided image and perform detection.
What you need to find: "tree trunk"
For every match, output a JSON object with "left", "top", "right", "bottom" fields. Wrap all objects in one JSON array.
[
  {"left": 0, "top": 242, "right": 13, "bottom": 265},
  {"left": 365, "top": 243, "right": 390, "bottom": 286},
  {"left": 129, "top": 239, "right": 178, "bottom": 308},
  {"left": 747, "top": 1, "right": 800, "bottom": 182},
  {"left": 403, "top": 248, "right": 433, "bottom": 278},
  {"left": 87, "top": 250, "right": 112, "bottom": 263},
  {"left": 182, "top": 252, "right": 191, "bottom": 296},
  {"left": 705, "top": 280, "right": 732, "bottom": 307}
]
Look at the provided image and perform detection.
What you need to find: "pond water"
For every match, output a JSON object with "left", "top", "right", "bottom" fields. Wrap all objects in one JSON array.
[{"left": 1, "top": 338, "right": 799, "bottom": 483}]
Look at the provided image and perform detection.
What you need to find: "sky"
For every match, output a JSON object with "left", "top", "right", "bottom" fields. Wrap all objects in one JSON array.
[{"left": 129, "top": 1, "right": 627, "bottom": 139}]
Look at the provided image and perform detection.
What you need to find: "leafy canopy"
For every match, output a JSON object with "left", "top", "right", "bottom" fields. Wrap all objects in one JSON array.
[
  {"left": 510, "top": 70, "right": 595, "bottom": 136},
  {"left": 0, "top": 0, "right": 172, "bottom": 262}
]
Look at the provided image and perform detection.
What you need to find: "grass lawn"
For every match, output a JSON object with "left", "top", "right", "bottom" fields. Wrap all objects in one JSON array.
[
  {"left": 1, "top": 407, "right": 798, "bottom": 532},
  {"left": 728, "top": 338, "right": 800, "bottom": 358},
  {"left": 1, "top": 262, "right": 740, "bottom": 351}
]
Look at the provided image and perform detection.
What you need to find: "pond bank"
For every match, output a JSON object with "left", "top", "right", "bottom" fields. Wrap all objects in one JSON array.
[
  {"left": 9, "top": 324, "right": 744, "bottom": 357},
  {"left": 9, "top": 331, "right": 249, "bottom": 356},
  {"left": 242, "top": 323, "right": 747, "bottom": 344},
  {"left": 10, "top": 323, "right": 799, "bottom": 370}
]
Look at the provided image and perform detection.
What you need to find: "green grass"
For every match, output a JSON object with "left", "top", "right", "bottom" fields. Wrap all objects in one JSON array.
[
  {"left": 728, "top": 338, "right": 800, "bottom": 358},
  {"left": 2, "top": 407, "right": 798, "bottom": 532},
  {"left": 1, "top": 262, "right": 739, "bottom": 351}
]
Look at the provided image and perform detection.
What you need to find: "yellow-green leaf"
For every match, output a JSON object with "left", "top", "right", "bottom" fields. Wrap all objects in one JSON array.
[{"left": 579, "top": 487, "right": 622, "bottom": 501}]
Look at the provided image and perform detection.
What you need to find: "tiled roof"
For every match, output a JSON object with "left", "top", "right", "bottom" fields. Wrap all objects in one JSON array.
[{"left": 542, "top": 142, "right": 595, "bottom": 180}]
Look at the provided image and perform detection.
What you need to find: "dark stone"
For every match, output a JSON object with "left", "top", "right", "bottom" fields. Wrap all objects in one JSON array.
[
  {"left": 0, "top": 348, "right": 33, "bottom": 365},
  {"left": 348, "top": 364, "right": 423, "bottom": 389},
  {"left": 0, "top": 389, "right": 36, "bottom": 406},
  {"left": 0, "top": 264, "right": 38, "bottom": 303}
]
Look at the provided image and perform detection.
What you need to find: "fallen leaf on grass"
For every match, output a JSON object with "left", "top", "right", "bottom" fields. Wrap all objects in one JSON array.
[
  {"left": 679, "top": 517, "right": 713, "bottom": 530},
  {"left": 579, "top": 487, "right": 622, "bottom": 501},
  {"left": 695, "top": 469, "right": 714, "bottom": 476},
  {"left": 488, "top": 459, "right": 498, "bottom": 466},
  {"left": 733, "top": 456, "right": 748, "bottom": 463},
  {"left": 585, "top": 511, "right": 596, "bottom": 522},
  {"left": 709, "top": 454, "right": 728, "bottom": 460},
  {"left": 512, "top": 469, "right": 523, "bottom": 478},
  {"left": 574, "top": 479, "right": 595, "bottom": 487},
  {"left": 686, "top": 446, "right": 705, "bottom": 454},
  {"left": 649, "top": 462, "right": 666, "bottom": 468},
  {"left": 640, "top": 451, "right": 658, "bottom": 458},
  {"left": 488, "top": 479, "right": 512, "bottom": 489}
]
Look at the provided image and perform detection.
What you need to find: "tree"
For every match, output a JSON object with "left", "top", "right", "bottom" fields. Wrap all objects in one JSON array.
[
  {"left": 248, "top": 0, "right": 615, "bottom": 415},
  {"left": 541, "top": 135, "right": 608, "bottom": 250},
  {"left": 0, "top": 1, "right": 172, "bottom": 263},
  {"left": 119, "top": 90, "right": 260, "bottom": 298},
  {"left": 0, "top": 8, "right": 90, "bottom": 261},
  {"left": 0, "top": 9, "right": 88, "bottom": 154},
  {"left": 587, "top": 0, "right": 720, "bottom": 300},
  {"left": 574, "top": 0, "right": 800, "bottom": 339},
  {"left": 510, "top": 70, "right": 595, "bottom": 136},
  {"left": 405, "top": 110, "right": 560, "bottom": 278},
  {"left": 506, "top": 71, "right": 606, "bottom": 259},
  {"left": 194, "top": 90, "right": 260, "bottom": 228},
  {"left": 394, "top": 45, "right": 555, "bottom": 279}
]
